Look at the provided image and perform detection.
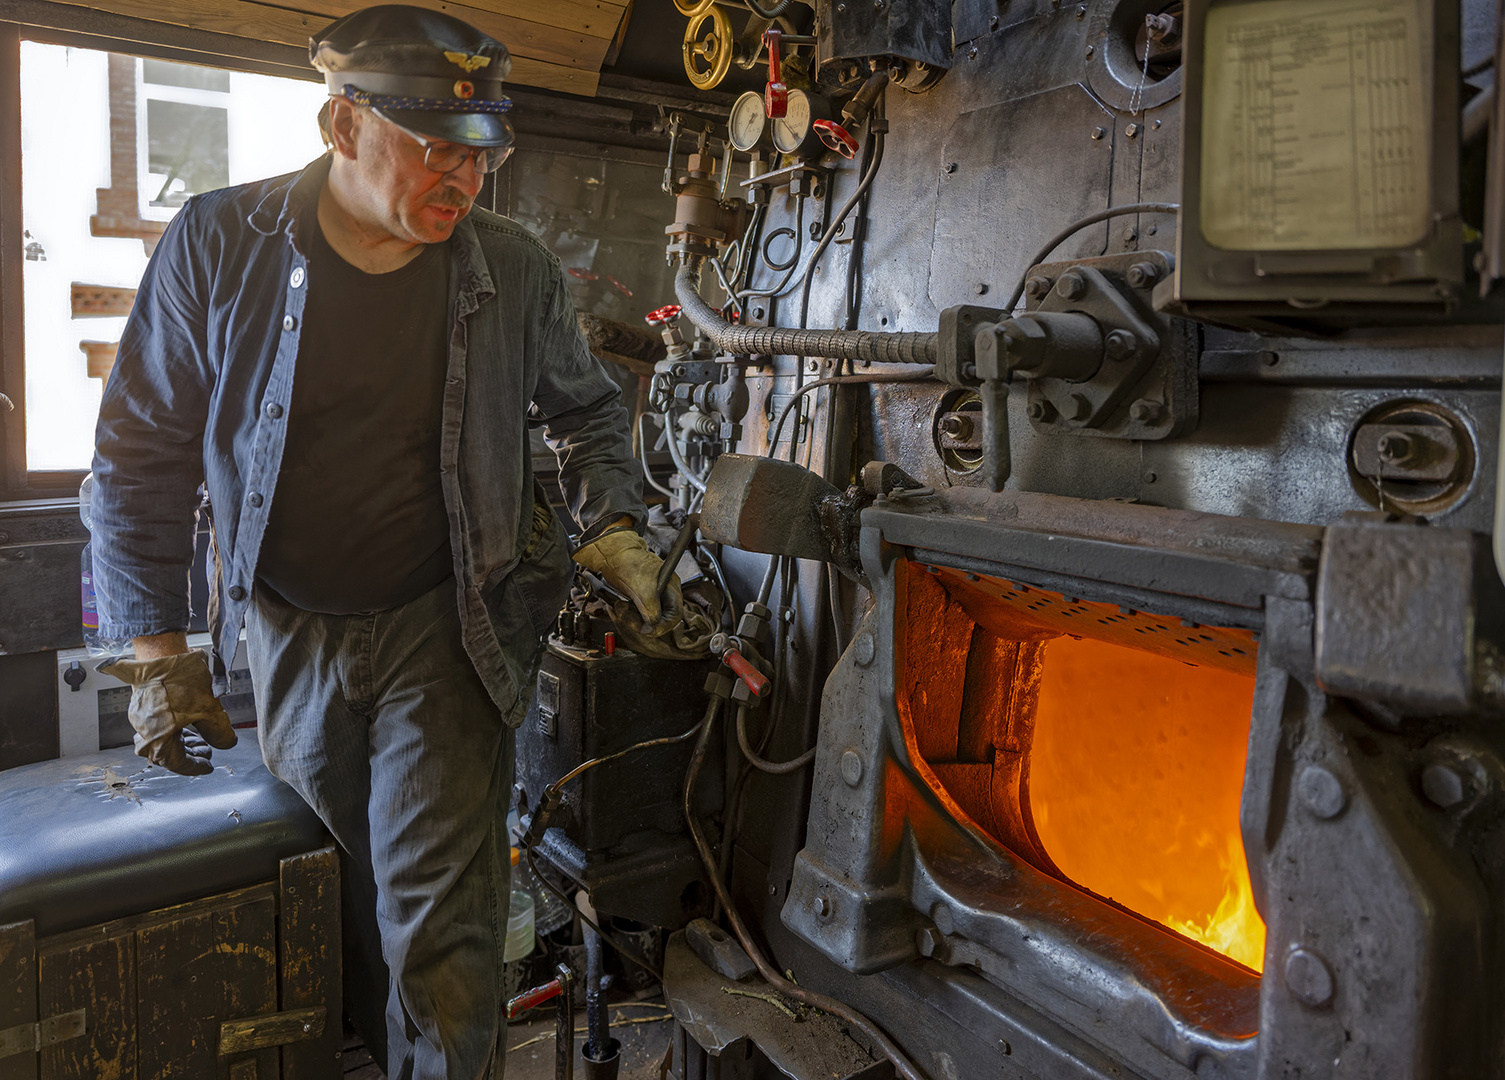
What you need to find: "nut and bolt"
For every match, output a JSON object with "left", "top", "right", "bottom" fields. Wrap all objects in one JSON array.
[
  {"left": 1085, "top": 44, "right": 1094, "bottom": 56},
  {"left": 814, "top": 894, "right": 832, "bottom": 918},
  {"left": 1129, "top": 398, "right": 1163, "bottom": 423},
  {"left": 1104, "top": 329, "right": 1139, "bottom": 360},
  {"left": 1065, "top": 393, "right": 1093, "bottom": 422},
  {"left": 974, "top": 282, "right": 989, "bottom": 295},
  {"left": 943, "top": 161, "right": 957, "bottom": 174},
  {"left": 1126, "top": 261, "right": 1160, "bottom": 288},
  {"left": 1377, "top": 432, "right": 1415, "bottom": 464},
  {"left": 1090, "top": 126, "right": 1105, "bottom": 140},
  {"left": 1056, "top": 270, "right": 1087, "bottom": 300},
  {"left": 939, "top": 414, "right": 974, "bottom": 440},
  {"left": 1122, "top": 226, "right": 1139, "bottom": 243},
  {"left": 1125, "top": 122, "right": 1139, "bottom": 139},
  {"left": 1024, "top": 275, "right": 1053, "bottom": 299},
  {"left": 1026, "top": 400, "right": 1048, "bottom": 421}
]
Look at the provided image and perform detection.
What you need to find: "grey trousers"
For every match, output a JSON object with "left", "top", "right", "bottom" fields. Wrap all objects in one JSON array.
[{"left": 246, "top": 578, "right": 513, "bottom": 1080}]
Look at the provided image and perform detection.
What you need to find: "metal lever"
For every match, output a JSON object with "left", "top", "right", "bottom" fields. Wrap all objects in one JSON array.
[
  {"left": 506, "top": 965, "right": 576, "bottom": 1080},
  {"left": 721, "top": 647, "right": 771, "bottom": 699},
  {"left": 657, "top": 512, "right": 701, "bottom": 595}
]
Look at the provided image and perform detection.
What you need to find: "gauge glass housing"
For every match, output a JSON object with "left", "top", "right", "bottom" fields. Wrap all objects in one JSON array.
[{"left": 729, "top": 90, "right": 767, "bottom": 152}]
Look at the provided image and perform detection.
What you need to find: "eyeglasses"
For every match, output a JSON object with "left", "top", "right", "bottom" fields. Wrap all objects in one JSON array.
[{"left": 374, "top": 110, "right": 514, "bottom": 175}]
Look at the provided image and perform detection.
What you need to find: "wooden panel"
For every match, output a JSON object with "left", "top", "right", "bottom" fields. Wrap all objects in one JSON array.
[
  {"left": 277, "top": 848, "right": 340, "bottom": 1080},
  {"left": 136, "top": 894, "right": 279, "bottom": 1080},
  {"left": 0, "top": 921, "right": 37, "bottom": 1080},
  {"left": 36, "top": 931, "right": 135, "bottom": 1080},
  {"left": 58, "top": 0, "right": 617, "bottom": 88},
  {"left": 69, "top": 285, "right": 138, "bottom": 318},
  {"left": 282, "top": 0, "right": 613, "bottom": 67},
  {"left": 462, "top": 0, "right": 627, "bottom": 39}
]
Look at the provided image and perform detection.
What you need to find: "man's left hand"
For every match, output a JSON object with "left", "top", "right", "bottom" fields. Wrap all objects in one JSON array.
[{"left": 573, "top": 528, "right": 683, "bottom": 636}]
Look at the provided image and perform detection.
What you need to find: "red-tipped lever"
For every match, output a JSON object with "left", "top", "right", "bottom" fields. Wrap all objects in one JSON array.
[
  {"left": 721, "top": 647, "right": 771, "bottom": 699},
  {"left": 507, "top": 976, "right": 563, "bottom": 1021}
]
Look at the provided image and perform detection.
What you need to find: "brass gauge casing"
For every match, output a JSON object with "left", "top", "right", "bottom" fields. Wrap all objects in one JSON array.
[
  {"left": 770, "top": 89, "right": 835, "bottom": 158},
  {"left": 728, "top": 91, "right": 768, "bottom": 152}
]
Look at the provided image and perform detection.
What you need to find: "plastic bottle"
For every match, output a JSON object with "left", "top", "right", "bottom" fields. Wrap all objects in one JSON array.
[{"left": 79, "top": 473, "right": 131, "bottom": 658}]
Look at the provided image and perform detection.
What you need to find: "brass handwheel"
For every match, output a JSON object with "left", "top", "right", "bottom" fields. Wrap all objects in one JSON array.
[
  {"left": 682, "top": 5, "right": 734, "bottom": 90},
  {"left": 673, "top": 0, "right": 714, "bottom": 15}
]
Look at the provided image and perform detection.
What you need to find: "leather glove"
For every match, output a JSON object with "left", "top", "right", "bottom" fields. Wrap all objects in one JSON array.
[
  {"left": 97, "top": 651, "right": 238, "bottom": 776},
  {"left": 573, "top": 527, "right": 684, "bottom": 636}
]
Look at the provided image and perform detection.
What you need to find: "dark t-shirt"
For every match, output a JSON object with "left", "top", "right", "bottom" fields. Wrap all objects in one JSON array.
[{"left": 255, "top": 218, "right": 453, "bottom": 614}]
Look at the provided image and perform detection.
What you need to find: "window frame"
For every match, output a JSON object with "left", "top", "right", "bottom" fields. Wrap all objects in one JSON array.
[{"left": 0, "top": 13, "right": 320, "bottom": 501}]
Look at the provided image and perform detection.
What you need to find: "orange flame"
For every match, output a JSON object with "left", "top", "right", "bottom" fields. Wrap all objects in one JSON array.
[{"left": 1029, "top": 636, "right": 1267, "bottom": 972}]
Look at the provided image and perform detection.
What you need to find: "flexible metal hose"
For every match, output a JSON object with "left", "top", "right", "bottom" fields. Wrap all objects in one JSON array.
[{"left": 677, "top": 262, "right": 938, "bottom": 364}]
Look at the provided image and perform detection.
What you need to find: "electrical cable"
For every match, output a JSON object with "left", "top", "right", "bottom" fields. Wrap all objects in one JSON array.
[
  {"left": 662, "top": 408, "right": 710, "bottom": 493},
  {"left": 682, "top": 706, "right": 931, "bottom": 1080},
  {"left": 700, "top": 544, "right": 738, "bottom": 630},
  {"left": 637, "top": 413, "right": 676, "bottom": 498},
  {"left": 1000, "top": 201, "right": 1181, "bottom": 315},
  {"left": 547, "top": 713, "right": 710, "bottom": 792},
  {"left": 735, "top": 703, "right": 816, "bottom": 773}
]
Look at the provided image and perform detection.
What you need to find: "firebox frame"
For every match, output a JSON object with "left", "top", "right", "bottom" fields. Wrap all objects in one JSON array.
[{"left": 780, "top": 488, "right": 1502, "bottom": 1080}]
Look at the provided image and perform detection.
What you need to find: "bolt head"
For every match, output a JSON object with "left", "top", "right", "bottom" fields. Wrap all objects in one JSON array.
[
  {"left": 1024, "top": 275, "right": 1052, "bottom": 298},
  {"left": 814, "top": 894, "right": 832, "bottom": 918},
  {"left": 974, "top": 282, "right": 989, "bottom": 295},
  {"left": 1066, "top": 393, "right": 1092, "bottom": 422},
  {"left": 1126, "top": 261, "right": 1160, "bottom": 288},
  {"left": 1026, "top": 401, "right": 1047, "bottom": 421},
  {"left": 1057, "top": 271, "right": 1087, "bottom": 300},
  {"left": 1298, "top": 765, "right": 1347, "bottom": 819},
  {"left": 1104, "top": 329, "right": 1139, "bottom": 360},
  {"left": 1129, "top": 398, "right": 1163, "bottom": 423},
  {"left": 943, "top": 161, "right": 957, "bottom": 173},
  {"left": 1125, "top": 122, "right": 1139, "bottom": 138},
  {"left": 1090, "top": 126, "right": 1105, "bottom": 140},
  {"left": 840, "top": 750, "right": 864, "bottom": 786},
  {"left": 1377, "top": 432, "right": 1415, "bottom": 464},
  {"left": 1284, "top": 948, "right": 1334, "bottom": 1008},
  {"left": 1422, "top": 761, "right": 1467, "bottom": 808}
]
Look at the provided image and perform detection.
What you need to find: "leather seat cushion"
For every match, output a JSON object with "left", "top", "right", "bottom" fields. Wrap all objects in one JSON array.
[{"left": 0, "top": 731, "right": 328, "bottom": 936}]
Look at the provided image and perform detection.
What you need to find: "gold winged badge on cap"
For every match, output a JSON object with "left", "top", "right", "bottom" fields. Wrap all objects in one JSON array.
[{"left": 444, "top": 51, "right": 492, "bottom": 73}]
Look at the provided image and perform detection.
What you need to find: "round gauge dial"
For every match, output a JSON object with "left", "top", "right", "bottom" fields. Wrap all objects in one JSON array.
[
  {"left": 770, "top": 89, "right": 813, "bottom": 155},
  {"left": 728, "top": 90, "right": 767, "bottom": 152}
]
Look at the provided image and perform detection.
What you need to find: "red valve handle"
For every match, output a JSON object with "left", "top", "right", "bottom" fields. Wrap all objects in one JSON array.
[
  {"left": 763, "top": 28, "right": 787, "bottom": 119},
  {"left": 645, "top": 304, "right": 682, "bottom": 326},
  {"left": 506, "top": 977, "right": 563, "bottom": 1020},
  {"left": 721, "top": 647, "right": 771, "bottom": 699},
  {"left": 813, "top": 119, "right": 859, "bottom": 159},
  {"left": 567, "top": 266, "right": 600, "bottom": 280}
]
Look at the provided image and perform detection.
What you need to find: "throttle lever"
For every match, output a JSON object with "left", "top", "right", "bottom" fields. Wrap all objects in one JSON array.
[{"left": 763, "top": 28, "right": 787, "bottom": 118}]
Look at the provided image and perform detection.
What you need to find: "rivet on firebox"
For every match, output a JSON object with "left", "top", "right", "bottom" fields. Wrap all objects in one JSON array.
[
  {"left": 1284, "top": 947, "right": 1335, "bottom": 1008},
  {"left": 814, "top": 894, "right": 832, "bottom": 919},
  {"left": 1297, "top": 765, "right": 1347, "bottom": 819},
  {"left": 840, "top": 750, "right": 864, "bottom": 786},
  {"left": 853, "top": 633, "right": 876, "bottom": 667}
]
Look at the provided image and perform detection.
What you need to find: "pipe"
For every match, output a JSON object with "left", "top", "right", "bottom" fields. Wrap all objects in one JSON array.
[
  {"left": 582, "top": 925, "right": 614, "bottom": 1064},
  {"left": 677, "top": 262, "right": 937, "bottom": 363}
]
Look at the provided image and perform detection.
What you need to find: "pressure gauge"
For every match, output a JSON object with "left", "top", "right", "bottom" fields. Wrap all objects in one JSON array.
[
  {"left": 770, "top": 89, "right": 834, "bottom": 157},
  {"left": 728, "top": 90, "right": 767, "bottom": 152}
]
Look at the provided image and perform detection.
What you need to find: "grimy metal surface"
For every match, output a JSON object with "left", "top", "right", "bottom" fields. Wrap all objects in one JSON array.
[{"left": 652, "top": 0, "right": 1505, "bottom": 1079}]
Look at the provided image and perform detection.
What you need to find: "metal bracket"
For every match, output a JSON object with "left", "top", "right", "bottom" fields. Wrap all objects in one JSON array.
[
  {"left": 0, "top": 1009, "right": 87, "bottom": 1060},
  {"left": 219, "top": 1006, "right": 326, "bottom": 1056},
  {"left": 1023, "top": 250, "right": 1196, "bottom": 440}
]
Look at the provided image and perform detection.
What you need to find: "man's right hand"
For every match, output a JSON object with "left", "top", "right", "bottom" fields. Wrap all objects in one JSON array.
[{"left": 98, "top": 647, "right": 238, "bottom": 776}]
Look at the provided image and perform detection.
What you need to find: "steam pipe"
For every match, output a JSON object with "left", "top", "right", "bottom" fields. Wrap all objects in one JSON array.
[{"left": 675, "top": 262, "right": 937, "bottom": 363}]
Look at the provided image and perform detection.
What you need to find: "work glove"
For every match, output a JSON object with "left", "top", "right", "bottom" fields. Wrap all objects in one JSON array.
[
  {"left": 573, "top": 527, "right": 684, "bottom": 637},
  {"left": 97, "top": 651, "right": 238, "bottom": 776}
]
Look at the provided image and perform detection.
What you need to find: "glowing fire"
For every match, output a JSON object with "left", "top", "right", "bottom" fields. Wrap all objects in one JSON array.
[{"left": 1030, "top": 637, "right": 1267, "bottom": 972}]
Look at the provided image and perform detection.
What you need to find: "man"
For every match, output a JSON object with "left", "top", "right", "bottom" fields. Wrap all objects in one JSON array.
[{"left": 90, "top": 7, "right": 681, "bottom": 1077}]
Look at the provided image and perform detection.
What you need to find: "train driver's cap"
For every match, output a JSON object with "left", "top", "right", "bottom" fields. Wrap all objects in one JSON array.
[{"left": 310, "top": 4, "right": 514, "bottom": 148}]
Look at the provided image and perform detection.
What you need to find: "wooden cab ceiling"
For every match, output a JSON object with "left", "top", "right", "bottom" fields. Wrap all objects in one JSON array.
[{"left": 51, "top": 0, "right": 628, "bottom": 95}]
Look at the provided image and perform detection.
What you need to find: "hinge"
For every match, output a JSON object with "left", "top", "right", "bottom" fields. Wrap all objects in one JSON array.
[
  {"left": 219, "top": 1005, "right": 326, "bottom": 1055},
  {"left": 0, "top": 1009, "right": 87, "bottom": 1059}
]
